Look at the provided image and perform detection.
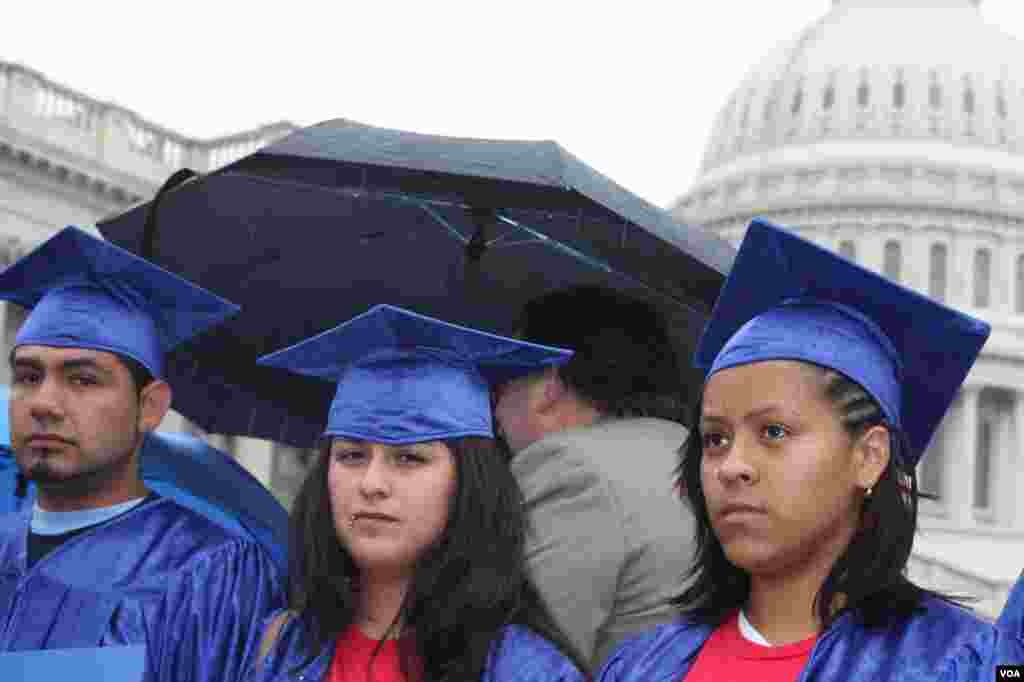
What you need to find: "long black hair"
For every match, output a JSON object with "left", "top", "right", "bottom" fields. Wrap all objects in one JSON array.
[
  {"left": 287, "top": 436, "right": 586, "bottom": 680},
  {"left": 673, "top": 365, "right": 969, "bottom": 630}
]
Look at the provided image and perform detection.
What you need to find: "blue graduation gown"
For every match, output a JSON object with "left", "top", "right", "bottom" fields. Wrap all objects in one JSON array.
[
  {"left": 997, "top": 574, "right": 1024, "bottom": 662},
  {"left": 0, "top": 497, "right": 285, "bottom": 682},
  {"left": 247, "top": 609, "right": 585, "bottom": 681},
  {"left": 598, "top": 599, "right": 999, "bottom": 681}
]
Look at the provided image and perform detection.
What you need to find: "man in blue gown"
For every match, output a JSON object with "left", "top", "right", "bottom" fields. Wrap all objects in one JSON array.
[{"left": 0, "top": 227, "right": 284, "bottom": 681}]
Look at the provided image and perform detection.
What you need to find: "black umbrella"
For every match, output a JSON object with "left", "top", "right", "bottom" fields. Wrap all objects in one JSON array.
[{"left": 99, "top": 120, "right": 735, "bottom": 448}]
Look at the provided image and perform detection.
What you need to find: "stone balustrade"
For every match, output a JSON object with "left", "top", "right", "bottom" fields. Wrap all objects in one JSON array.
[{"left": 0, "top": 60, "right": 297, "bottom": 193}]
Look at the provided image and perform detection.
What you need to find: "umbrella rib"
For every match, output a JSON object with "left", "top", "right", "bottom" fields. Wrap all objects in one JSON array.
[
  {"left": 495, "top": 214, "right": 612, "bottom": 273},
  {"left": 493, "top": 213, "right": 706, "bottom": 317},
  {"left": 411, "top": 199, "right": 470, "bottom": 244}
]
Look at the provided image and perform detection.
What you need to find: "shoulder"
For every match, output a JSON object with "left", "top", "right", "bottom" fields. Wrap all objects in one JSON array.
[
  {"left": 486, "top": 625, "right": 585, "bottom": 681},
  {"left": 0, "top": 510, "right": 26, "bottom": 560},
  {"left": 598, "top": 618, "right": 712, "bottom": 682},
  {"left": 125, "top": 498, "right": 279, "bottom": 575},
  {"left": 249, "top": 610, "right": 331, "bottom": 681},
  {"left": 514, "top": 418, "right": 686, "bottom": 474},
  {"left": 586, "top": 418, "right": 689, "bottom": 445}
]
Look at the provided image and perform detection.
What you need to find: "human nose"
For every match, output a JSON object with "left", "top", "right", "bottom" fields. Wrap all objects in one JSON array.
[
  {"left": 25, "top": 376, "right": 65, "bottom": 424},
  {"left": 716, "top": 438, "right": 757, "bottom": 486},
  {"left": 358, "top": 450, "right": 391, "bottom": 498}
]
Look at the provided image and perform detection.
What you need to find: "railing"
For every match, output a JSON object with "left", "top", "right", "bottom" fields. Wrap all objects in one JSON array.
[{"left": 0, "top": 60, "right": 298, "bottom": 179}]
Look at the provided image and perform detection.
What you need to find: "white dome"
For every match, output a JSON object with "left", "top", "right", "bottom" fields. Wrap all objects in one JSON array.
[{"left": 694, "top": 0, "right": 1024, "bottom": 186}]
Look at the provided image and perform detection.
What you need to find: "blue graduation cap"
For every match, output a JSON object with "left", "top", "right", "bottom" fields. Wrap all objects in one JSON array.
[
  {"left": 259, "top": 304, "right": 573, "bottom": 444},
  {"left": 0, "top": 645, "right": 146, "bottom": 682},
  {"left": 0, "top": 226, "right": 239, "bottom": 379},
  {"left": 695, "top": 218, "right": 991, "bottom": 465}
]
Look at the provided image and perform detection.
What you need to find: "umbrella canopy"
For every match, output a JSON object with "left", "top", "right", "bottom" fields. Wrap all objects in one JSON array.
[{"left": 99, "top": 120, "right": 735, "bottom": 448}]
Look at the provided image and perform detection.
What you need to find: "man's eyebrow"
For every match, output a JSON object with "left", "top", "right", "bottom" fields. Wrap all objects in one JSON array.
[
  {"left": 59, "top": 358, "right": 114, "bottom": 376},
  {"left": 10, "top": 356, "right": 42, "bottom": 370}
]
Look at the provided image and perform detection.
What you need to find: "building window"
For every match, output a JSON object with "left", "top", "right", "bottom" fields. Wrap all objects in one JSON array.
[
  {"left": 823, "top": 85, "right": 835, "bottom": 111},
  {"left": 929, "top": 243, "right": 948, "bottom": 302},
  {"left": 883, "top": 240, "right": 902, "bottom": 282},
  {"left": 974, "top": 248, "right": 991, "bottom": 308},
  {"left": 857, "top": 80, "right": 870, "bottom": 108},
  {"left": 997, "top": 92, "right": 1008, "bottom": 120},
  {"left": 1016, "top": 254, "right": 1024, "bottom": 313},
  {"left": 964, "top": 87, "right": 976, "bottom": 116},
  {"left": 838, "top": 240, "right": 856, "bottom": 262},
  {"left": 791, "top": 88, "right": 803, "bottom": 115},
  {"left": 974, "top": 419, "right": 993, "bottom": 510},
  {"left": 929, "top": 81, "right": 943, "bottom": 109},
  {"left": 893, "top": 81, "right": 906, "bottom": 109}
]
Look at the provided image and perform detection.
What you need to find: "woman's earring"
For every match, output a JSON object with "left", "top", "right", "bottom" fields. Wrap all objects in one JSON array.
[{"left": 865, "top": 486, "right": 873, "bottom": 498}]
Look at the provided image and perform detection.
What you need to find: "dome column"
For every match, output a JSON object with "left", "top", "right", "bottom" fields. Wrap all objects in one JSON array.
[{"left": 947, "top": 387, "right": 979, "bottom": 525}]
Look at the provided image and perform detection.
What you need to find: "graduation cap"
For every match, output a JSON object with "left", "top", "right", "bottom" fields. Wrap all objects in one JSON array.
[
  {"left": 695, "top": 218, "right": 991, "bottom": 465},
  {"left": 0, "top": 226, "right": 239, "bottom": 379},
  {"left": 259, "top": 304, "right": 573, "bottom": 444},
  {"left": 0, "top": 645, "right": 146, "bottom": 682}
]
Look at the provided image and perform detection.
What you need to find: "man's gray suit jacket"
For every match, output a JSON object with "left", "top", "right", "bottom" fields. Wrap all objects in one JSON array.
[{"left": 511, "top": 417, "right": 697, "bottom": 672}]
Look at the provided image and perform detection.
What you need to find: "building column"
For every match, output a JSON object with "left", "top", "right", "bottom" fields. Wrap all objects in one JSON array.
[
  {"left": 1014, "top": 392, "right": 1024, "bottom": 530},
  {"left": 948, "top": 387, "right": 979, "bottom": 525},
  {"left": 233, "top": 437, "right": 274, "bottom": 488}
]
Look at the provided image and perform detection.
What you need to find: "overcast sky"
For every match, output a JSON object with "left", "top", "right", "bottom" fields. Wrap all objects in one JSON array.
[{"left": 5, "top": 1, "right": 1023, "bottom": 208}]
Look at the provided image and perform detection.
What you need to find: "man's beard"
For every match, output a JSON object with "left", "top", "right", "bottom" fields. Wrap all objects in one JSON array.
[{"left": 22, "top": 429, "right": 140, "bottom": 502}]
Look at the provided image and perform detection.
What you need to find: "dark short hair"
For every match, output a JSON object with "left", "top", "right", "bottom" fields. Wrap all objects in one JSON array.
[
  {"left": 517, "top": 286, "right": 689, "bottom": 422},
  {"left": 118, "top": 355, "right": 156, "bottom": 396},
  {"left": 287, "top": 436, "right": 585, "bottom": 678},
  {"left": 673, "top": 364, "right": 968, "bottom": 629}
]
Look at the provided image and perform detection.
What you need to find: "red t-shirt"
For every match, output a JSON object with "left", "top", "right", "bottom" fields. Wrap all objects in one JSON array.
[
  {"left": 684, "top": 611, "right": 816, "bottom": 682},
  {"left": 325, "top": 624, "right": 417, "bottom": 682}
]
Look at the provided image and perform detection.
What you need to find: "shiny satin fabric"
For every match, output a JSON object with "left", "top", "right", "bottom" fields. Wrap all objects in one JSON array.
[
  {"left": 247, "top": 610, "right": 585, "bottom": 682},
  {"left": 0, "top": 497, "right": 284, "bottom": 682},
  {"left": 598, "top": 600, "right": 999, "bottom": 682}
]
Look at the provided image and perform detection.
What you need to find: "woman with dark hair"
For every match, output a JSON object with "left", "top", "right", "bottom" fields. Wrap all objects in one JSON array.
[
  {"left": 245, "top": 305, "right": 586, "bottom": 682},
  {"left": 599, "top": 219, "right": 1004, "bottom": 681}
]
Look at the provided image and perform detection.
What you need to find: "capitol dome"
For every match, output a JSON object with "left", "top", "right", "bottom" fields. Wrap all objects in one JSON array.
[
  {"left": 677, "top": 0, "right": 1024, "bottom": 222},
  {"left": 673, "top": 0, "right": 1024, "bottom": 619}
]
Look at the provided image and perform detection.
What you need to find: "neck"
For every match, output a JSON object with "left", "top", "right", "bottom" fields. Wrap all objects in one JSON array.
[
  {"left": 35, "top": 448, "right": 148, "bottom": 512},
  {"left": 357, "top": 569, "right": 410, "bottom": 640},
  {"left": 554, "top": 396, "right": 604, "bottom": 434},
  {"left": 744, "top": 522, "right": 857, "bottom": 645}
]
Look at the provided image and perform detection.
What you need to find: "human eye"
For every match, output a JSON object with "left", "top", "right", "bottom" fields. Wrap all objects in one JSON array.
[
  {"left": 396, "top": 450, "right": 428, "bottom": 465},
  {"left": 332, "top": 449, "right": 365, "bottom": 464},
  {"left": 761, "top": 423, "right": 790, "bottom": 442},
  {"left": 68, "top": 373, "right": 100, "bottom": 387},
  {"left": 701, "top": 430, "right": 730, "bottom": 453},
  {"left": 12, "top": 369, "right": 41, "bottom": 386}
]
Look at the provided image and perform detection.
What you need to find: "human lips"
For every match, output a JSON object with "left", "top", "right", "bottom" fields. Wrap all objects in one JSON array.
[
  {"left": 352, "top": 512, "right": 399, "bottom": 523},
  {"left": 24, "top": 434, "right": 74, "bottom": 448},
  {"left": 715, "top": 502, "right": 767, "bottom": 522}
]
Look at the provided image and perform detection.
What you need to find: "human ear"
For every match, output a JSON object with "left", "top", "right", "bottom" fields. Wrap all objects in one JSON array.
[
  {"left": 538, "top": 367, "right": 567, "bottom": 413},
  {"left": 853, "top": 424, "right": 890, "bottom": 493},
  {"left": 138, "top": 380, "right": 172, "bottom": 433}
]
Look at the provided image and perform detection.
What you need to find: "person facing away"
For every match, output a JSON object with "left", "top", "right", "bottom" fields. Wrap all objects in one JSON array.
[
  {"left": 491, "top": 285, "right": 698, "bottom": 673},
  {"left": 598, "top": 218, "right": 1005, "bottom": 682},
  {"left": 0, "top": 226, "right": 284, "bottom": 681},
  {"left": 247, "top": 304, "right": 587, "bottom": 682}
]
